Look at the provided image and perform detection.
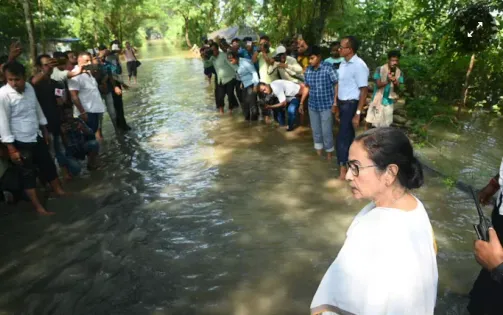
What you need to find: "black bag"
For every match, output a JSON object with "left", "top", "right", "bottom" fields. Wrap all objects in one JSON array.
[{"left": 131, "top": 49, "right": 141, "bottom": 68}]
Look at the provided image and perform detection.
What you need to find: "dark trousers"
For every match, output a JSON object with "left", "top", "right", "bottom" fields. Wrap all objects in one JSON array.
[
  {"left": 235, "top": 80, "right": 243, "bottom": 103},
  {"left": 112, "top": 83, "right": 129, "bottom": 130},
  {"left": 126, "top": 61, "right": 137, "bottom": 78},
  {"left": 468, "top": 203, "right": 503, "bottom": 314},
  {"left": 241, "top": 85, "right": 258, "bottom": 120},
  {"left": 216, "top": 79, "right": 239, "bottom": 110},
  {"left": 336, "top": 99, "right": 358, "bottom": 165},
  {"left": 86, "top": 113, "right": 101, "bottom": 133},
  {"left": 0, "top": 164, "right": 24, "bottom": 202},
  {"left": 14, "top": 137, "right": 58, "bottom": 189},
  {"left": 273, "top": 99, "right": 301, "bottom": 129}
]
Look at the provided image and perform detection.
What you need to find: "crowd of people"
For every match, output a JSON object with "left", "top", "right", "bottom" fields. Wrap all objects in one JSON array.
[
  {"left": 200, "top": 35, "right": 404, "bottom": 179},
  {"left": 200, "top": 34, "right": 503, "bottom": 315},
  {"left": 1, "top": 32, "right": 503, "bottom": 315},
  {"left": 0, "top": 40, "right": 140, "bottom": 215}
]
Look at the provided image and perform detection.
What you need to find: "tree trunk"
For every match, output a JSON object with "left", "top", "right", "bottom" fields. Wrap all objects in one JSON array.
[
  {"left": 183, "top": 16, "right": 192, "bottom": 48},
  {"left": 20, "top": 0, "right": 37, "bottom": 63},
  {"left": 119, "top": 16, "right": 123, "bottom": 44},
  {"left": 304, "top": 0, "right": 332, "bottom": 45},
  {"left": 93, "top": 0, "right": 99, "bottom": 47},
  {"left": 457, "top": 53, "right": 476, "bottom": 118},
  {"left": 296, "top": 0, "right": 302, "bottom": 34},
  {"left": 38, "top": 0, "right": 46, "bottom": 53}
]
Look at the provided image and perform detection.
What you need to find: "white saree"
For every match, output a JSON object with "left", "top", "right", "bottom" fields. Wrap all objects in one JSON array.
[{"left": 311, "top": 198, "right": 438, "bottom": 315}]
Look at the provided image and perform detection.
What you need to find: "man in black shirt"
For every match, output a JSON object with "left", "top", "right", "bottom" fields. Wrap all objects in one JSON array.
[
  {"left": 31, "top": 54, "right": 79, "bottom": 178},
  {"left": 468, "top": 171, "right": 503, "bottom": 314}
]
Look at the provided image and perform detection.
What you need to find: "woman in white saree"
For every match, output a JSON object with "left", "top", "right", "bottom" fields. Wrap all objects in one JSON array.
[{"left": 311, "top": 127, "right": 438, "bottom": 315}]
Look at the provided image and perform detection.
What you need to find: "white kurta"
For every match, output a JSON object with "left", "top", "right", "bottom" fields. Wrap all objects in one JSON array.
[{"left": 311, "top": 198, "right": 438, "bottom": 315}]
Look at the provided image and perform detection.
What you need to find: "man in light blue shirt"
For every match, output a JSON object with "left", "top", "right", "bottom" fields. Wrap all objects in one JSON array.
[
  {"left": 227, "top": 51, "right": 260, "bottom": 121},
  {"left": 335, "top": 36, "right": 369, "bottom": 179}
]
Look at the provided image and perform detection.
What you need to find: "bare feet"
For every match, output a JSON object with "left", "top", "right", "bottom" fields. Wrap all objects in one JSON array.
[
  {"left": 219, "top": 107, "right": 224, "bottom": 114},
  {"left": 95, "top": 131, "right": 104, "bottom": 141},
  {"left": 229, "top": 109, "right": 233, "bottom": 115},
  {"left": 265, "top": 116, "right": 271, "bottom": 124},
  {"left": 62, "top": 167, "right": 72, "bottom": 181},
  {"left": 35, "top": 206, "right": 56, "bottom": 216},
  {"left": 327, "top": 152, "right": 333, "bottom": 161},
  {"left": 316, "top": 150, "right": 323, "bottom": 157}
]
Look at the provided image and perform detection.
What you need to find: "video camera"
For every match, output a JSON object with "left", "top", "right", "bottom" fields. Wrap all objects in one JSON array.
[
  {"left": 261, "top": 42, "right": 270, "bottom": 53},
  {"left": 390, "top": 65, "right": 397, "bottom": 76}
]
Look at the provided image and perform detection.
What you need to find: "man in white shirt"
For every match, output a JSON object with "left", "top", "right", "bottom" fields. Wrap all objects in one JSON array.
[
  {"left": 68, "top": 52, "right": 106, "bottom": 139},
  {"left": 50, "top": 51, "right": 83, "bottom": 84},
  {"left": 258, "top": 80, "right": 305, "bottom": 131},
  {"left": 268, "top": 46, "right": 304, "bottom": 84},
  {"left": 335, "top": 36, "right": 369, "bottom": 179},
  {"left": 0, "top": 61, "right": 65, "bottom": 215}
]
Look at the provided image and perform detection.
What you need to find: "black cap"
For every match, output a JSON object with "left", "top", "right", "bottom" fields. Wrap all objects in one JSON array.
[
  {"left": 308, "top": 45, "right": 322, "bottom": 57},
  {"left": 98, "top": 44, "right": 107, "bottom": 51}
]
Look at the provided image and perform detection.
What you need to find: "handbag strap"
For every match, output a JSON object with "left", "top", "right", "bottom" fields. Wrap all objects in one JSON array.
[{"left": 130, "top": 48, "right": 138, "bottom": 61}]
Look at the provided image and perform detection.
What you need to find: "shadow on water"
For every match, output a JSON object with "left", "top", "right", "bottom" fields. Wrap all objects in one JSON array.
[{"left": 0, "top": 43, "right": 501, "bottom": 314}]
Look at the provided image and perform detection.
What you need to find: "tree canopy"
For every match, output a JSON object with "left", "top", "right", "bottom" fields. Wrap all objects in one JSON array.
[{"left": 1, "top": 0, "right": 502, "bottom": 117}]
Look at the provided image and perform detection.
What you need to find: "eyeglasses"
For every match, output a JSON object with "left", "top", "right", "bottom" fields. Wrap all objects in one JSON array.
[
  {"left": 338, "top": 46, "right": 350, "bottom": 50},
  {"left": 346, "top": 160, "right": 376, "bottom": 177}
]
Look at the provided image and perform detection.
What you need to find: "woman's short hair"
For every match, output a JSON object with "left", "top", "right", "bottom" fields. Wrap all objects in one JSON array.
[{"left": 355, "top": 127, "right": 424, "bottom": 189}]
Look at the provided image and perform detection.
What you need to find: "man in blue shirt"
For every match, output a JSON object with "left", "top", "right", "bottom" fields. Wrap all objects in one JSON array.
[
  {"left": 300, "top": 45, "right": 338, "bottom": 160},
  {"left": 227, "top": 51, "right": 259, "bottom": 120},
  {"left": 335, "top": 36, "right": 369, "bottom": 179}
]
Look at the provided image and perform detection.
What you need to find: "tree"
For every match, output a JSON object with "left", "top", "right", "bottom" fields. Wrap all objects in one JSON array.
[{"left": 20, "top": 0, "right": 37, "bottom": 62}]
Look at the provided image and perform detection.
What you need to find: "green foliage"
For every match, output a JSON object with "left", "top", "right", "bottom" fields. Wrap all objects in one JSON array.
[
  {"left": 406, "top": 96, "right": 455, "bottom": 122},
  {"left": 442, "top": 177, "right": 457, "bottom": 189}
]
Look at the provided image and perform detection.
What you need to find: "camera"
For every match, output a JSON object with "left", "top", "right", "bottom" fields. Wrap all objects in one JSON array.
[
  {"left": 262, "top": 43, "right": 270, "bottom": 52},
  {"left": 82, "top": 64, "right": 100, "bottom": 71},
  {"left": 274, "top": 54, "right": 282, "bottom": 62}
]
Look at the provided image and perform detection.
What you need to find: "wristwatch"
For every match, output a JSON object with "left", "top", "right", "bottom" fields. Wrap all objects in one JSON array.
[
  {"left": 490, "top": 263, "right": 503, "bottom": 283},
  {"left": 356, "top": 110, "right": 361, "bottom": 115}
]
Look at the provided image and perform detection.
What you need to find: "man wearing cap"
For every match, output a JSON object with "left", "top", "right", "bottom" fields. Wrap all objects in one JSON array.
[
  {"left": 268, "top": 46, "right": 304, "bottom": 84},
  {"left": 300, "top": 45, "right": 338, "bottom": 160},
  {"left": 335, "top": 36, "right": 369, "bottom": 179},
  {"left": 96, "top": 45, "right": 120, "bottom": 133},
  {"left": 107, "top": 43, "right": 131, "bottom": 131}
]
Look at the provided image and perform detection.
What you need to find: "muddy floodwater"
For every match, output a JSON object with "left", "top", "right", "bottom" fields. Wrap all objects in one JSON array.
[{"left": 1, "top": 42, "right": 502, "bottom": 315}]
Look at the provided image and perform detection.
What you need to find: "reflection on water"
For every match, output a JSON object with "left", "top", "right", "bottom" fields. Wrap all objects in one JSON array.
[{"left": 0, "top": 42, "right": 502, "bottom": 314}]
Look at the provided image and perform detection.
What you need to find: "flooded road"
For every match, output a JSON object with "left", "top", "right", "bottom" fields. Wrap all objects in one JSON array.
[{"left": 0, "top": 42, "right": 502, "bottom": 314}]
